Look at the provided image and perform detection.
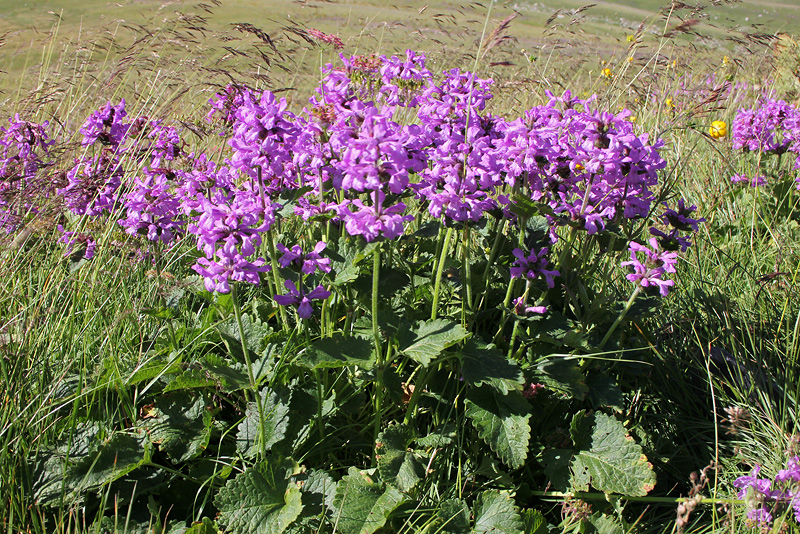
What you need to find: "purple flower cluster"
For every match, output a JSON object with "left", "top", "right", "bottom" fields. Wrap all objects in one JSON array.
[
  {"left": 621, "top": 238, "right": 678, "bottom": 296},
  {"left": 649, "top": 199, "right": 705, "bottom": 252},
  {"left": 731, "top": 97, "right": 800, "bottom": 189},
  {"left": 28, "top": 49, "right": 698, "bottom": 306},
  {"left": 274, "top": 241, "right": 332, "bottom": 318},
  {"left": 510, "top": 247, "right": 559, "bottom": 288},
  {"left": 0, "top": 115, "right": 53, "bottom": 232},
  {"left": 734, "top": 458, "right": 800, "bottom": 528}
]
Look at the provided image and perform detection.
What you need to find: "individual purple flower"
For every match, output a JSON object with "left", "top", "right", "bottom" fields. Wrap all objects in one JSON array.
[
  {"left": 58, "top": 154, "right": 123, "bottom": 216},
  {"left": 661, "top": 199, "right": 705, "bottom": 232},
  {"left": 276, "top": 241, "right": 332, "bottom": 275},
  {"left": 337, "top": 191, "right": 412, "bottom": 242},
  {"left": 274, "top": 280, "right": 331, "bottom": 319},
  {"left": 57, "top": 225, "right": 96, "bottom": 260},
  {"left": 80, "top": 100, "right": 130, "bottom": 146},
  {"left": 117, "top": 169, "right": 183, "bottom": 244},
  {"left": 621, "top": 238, "right": 678, "bottom": 297},
  {"left": 731, "top": 173, "right": 767, "bottom": 187},
  {"left": 733, "top": 465, "right": 774, "bottom": 500},
  {"left": 777, "top": 456, "right": 800, "bottom": 484},
  {"left": 509, "top": 247, "right": 559, "bottom": 288},
  {"left": 191, "top": 239, "right": 270, "bottom": 294},
  {"left": 207, "top": 84, "right": 249, "bottom": 125},
  {"left": 513, "top": 296, "right": 548, "bottom": 315},
  {"left": 0, "top": 115, "right": 53, "bottom": 180},
  {"left": 746, "top": 507, "right": 772, "bottom": 528}
]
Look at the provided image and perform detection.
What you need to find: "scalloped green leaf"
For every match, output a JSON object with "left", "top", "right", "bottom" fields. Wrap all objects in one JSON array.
[
  {"left": 297, "top": 335, "right": 375, "bottom": 369},
  {"left": 520, "top": 509, "right": 548, "bottom": 534},
  {"left": 218, "top": 313, "right": 274, "bottom": 360},
  {"left": 67, "top": 431, "right": 149, "bottom": 499},
  {"left": 534, "top": 357, "right": 588, "bottom": 400},
  {"left": 236, "top": 388, "right": 292, "bottom": 458},
  {"left": 144, "top": 393, "right": 212, "bottom": 463},
  {"left": 376, "top": 425, "right": 425, "bottom": 492},
  {"left": 397, "top": 319, "right": 468, "bottom": 366},
  {"left": 472, "top": 490, "right": 523, "bottom": 534},
  {"left": 465, "top": 387, "right": 531, "bottom": 469},
  {"left": 332, "top": 467, "right": 404, "bottom": 534},
  {"left": 215, "top": 461, "right": 303, "bottom": 534},
  {"left": 570, "top": 412, "right": 656, "bottom": 496},
  {"left": 436, "top": 498, "right": 470, "bottom": 534},
  {"left": 460, "top": 340, "right": 523, "bottom": 394}
]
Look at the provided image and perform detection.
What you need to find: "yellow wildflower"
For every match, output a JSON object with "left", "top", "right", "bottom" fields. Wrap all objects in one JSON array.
[
  {"left": 709, "top": 120, "right": 727, "bottom": 139},
  {"left": 626, "top": 34, "right": 635, "bottom": 42},
  {"left": 601, "top": 68, "right": 613, "bottom": 79}
]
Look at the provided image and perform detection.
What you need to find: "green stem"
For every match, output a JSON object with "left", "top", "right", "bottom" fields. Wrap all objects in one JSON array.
[
  {"left": 267, "top": 231, "right": 289, "bottom": 328},
  {"left": 599, "top": 285, "right": 642, "bottom": 348},
  {"left": 462, "top": 225, "right": 473, "bottom": 327},
  {"left": 403, "top": 365, "right": 436, "bottom": 425},
  {"left": 528, "top": 490, "right": 743, "bottom": 505},
  {"left": 231, "top": 285, "right": 266, "bottom": 457},
  {"left": 431, "top": 226, "right": 456, "bottom": 320},
  {"left": 476, "top": 218, "right": 505, "bottom": 311},
  {"left": 372, "top": 244, "right": 384, "bottom": 462},
  {"left": 507, "top": 280, "right": 531, "bottom": 359}
]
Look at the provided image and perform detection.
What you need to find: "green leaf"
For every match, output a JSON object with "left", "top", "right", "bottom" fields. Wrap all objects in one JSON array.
[
  {"left": 218, "top": 313, "right": 274, "bottom": 361},
  {"left": 236, "top": 388, "right": 292, "bottom": 458},
  {"left": 297, "top": 469, "right": 336, "bottom": 517},
  {"left": 590, "top": 513, "right": 624, "bottom": 534},
  {"left": 534, "top": 357, "right": 588, "bottom": 400},
  {"left": 472, "top": 490, "right": 523, "bottom": 534},
  {"left": 460, "top": 340, "right": 523, "bottom": 394},
  {"left": 397, "top": 319, "right": 468, "bottom": 367},
  {"left": 144, "top": 393, "right": 212, "bottom": 463},
  {"left": 184, "top": 517, "right": 221, "bottom": 534},
  {"left": 126, "top": 357, "right": 181, "bottom": 387},
  {"left": 541, "top": 449, "right": 574, "bottom": 492},
  {"left": 297, "top": 335, "right": 375, "bottom": 369},
  {"left": 586, "top": 373, "right": 624, "bottom": 412},
  {"left": 332, "top": 467, "right": 404, "bottom": 534},
  {"left": 519, "top": 509, "right": 548, "bottom": 534},
  {"left": 570, "top": 412, "right": 656, "bottom": 496},
  {"left": 215, "top": 461, "right": 303, "bottom": 534},
  {"left": 416, "top": 422, "right": 457, "bottom": 448},
  {"left": 436, "top": 498, "right": 470, "bottom": 534},
  {"left": 163, "top": 369, "right": 217, "bottom": 393},
  {"left": 465, "top": 387, "right": 531, "bottom": 469},
  {"left": 508, "top": 194, "right": 540, "bottom": 219},
  {"left": 67, "top": 431, "right": 149, "bottom": 498},
  {"left": 376, "top": 425, "right": 426, "bottom": 492},
  {"left": 203, "top": 354, "right": 250, "bottom": 393}
]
